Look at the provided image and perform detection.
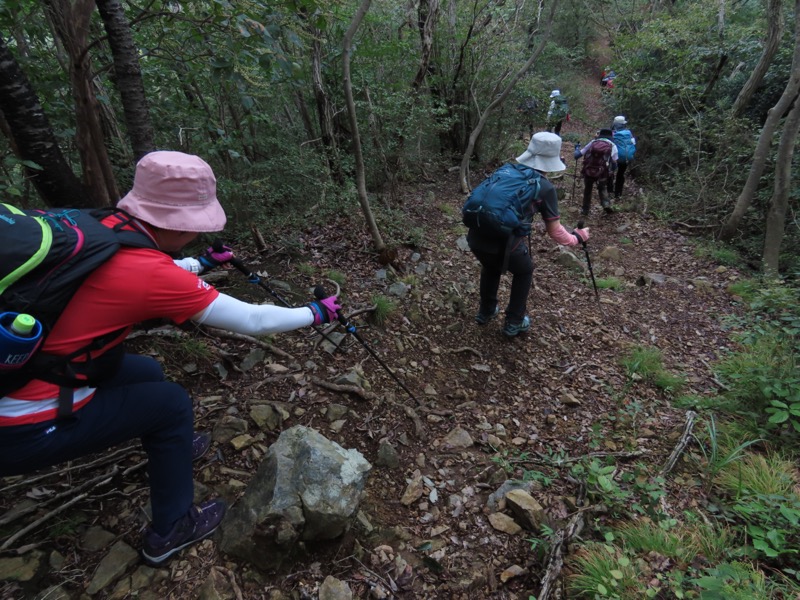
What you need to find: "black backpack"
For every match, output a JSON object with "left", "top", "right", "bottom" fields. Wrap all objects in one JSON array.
[
  {"left": 581, "top": 139, "right": 613, "bottom": 179},
  {"left": 0, "top": 203, "right": 157, "bottom": 407}
]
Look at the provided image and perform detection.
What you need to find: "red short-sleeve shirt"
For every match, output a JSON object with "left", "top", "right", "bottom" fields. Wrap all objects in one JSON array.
[{"left": 1, "top": 247, "right": 218, "bottom": 424}]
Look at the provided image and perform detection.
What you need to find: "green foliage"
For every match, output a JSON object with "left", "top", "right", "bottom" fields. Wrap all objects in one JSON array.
[
  {"left": 717, "top": 283, "right": 800, "bottom": 439},
  {"left": 653, "top": 370, "right": 687, "bottom": 394},
  {"left": 369, "top": 294, "right": 396, "bottom": 327},
  {"left": 696, "top": 415, "right": 762, "bottom": 489},
  {"left": 716, "top": 452, "right": 797, "bottom": 498},
  {"left": 722, "top": 492, "right": 800, "bottom": 565},
  {"left": 325, "top": 270, "right": 346, "bottom": 287},
  {"left": 570, "top": 459, "right": 630, "bottom": 512},
  {"left": 296, "top": 263, "right": 315, "bottom": 277},
  {"left": 693, "top": 241, "right": 742, "bottom": 267},
  {"left": 620, "top": 345, "right": 663, "bottom": 378},
  {"left": 619, "top": 345, "right": 687, "bottom": 395},
  {"left": 596, "top": 277, "right": 624, "bottom": 291},
  {"left": 567, "top": 543, "right": 638, "bottom": 599}
]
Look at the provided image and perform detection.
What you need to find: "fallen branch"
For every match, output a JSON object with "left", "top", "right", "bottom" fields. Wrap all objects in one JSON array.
[
  {"left": 445, "top": 346, "right": 483, "bottom": 359},
  {"left": 1, "top": 466, "right": 118, "bottom": 550},
  {"left": 0, "top": 446, "right": 139, "bottom": 493},
  {"left": 509, "top": 450, "right": 647, "bottom": 468},
  {"left": 537, "top": 484, "right": 588, "bottom": 600},
  {"left": 310, "top": 377, "right": 376, "bottom": 401},
  {"left": 0, "top": 467, "right": 121, "bottom": 527},
  {"left": 214, "top": 566, "right": 244, "bottom": 600},
  {"left": 660, "top": 410, "right": 698, "bottom": 476},
  {"left": 204, "top": 328, "right": 295, "bottom": 360}
]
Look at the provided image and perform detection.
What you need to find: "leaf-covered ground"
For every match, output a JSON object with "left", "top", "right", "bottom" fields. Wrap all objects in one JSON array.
[{"left": 0, "top": 62, "right": 749, "bottom": 600}]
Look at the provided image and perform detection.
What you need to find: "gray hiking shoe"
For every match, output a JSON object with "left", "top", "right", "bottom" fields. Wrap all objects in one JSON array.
[
  {"left": 602, "top": 200, "right": 613, "bottom": 214},
  {"left": 475, "top": 307, "right": 500, "bottom": 325},
  {"left": 503, "top": 316, "right": 530, "bottom": 337}
]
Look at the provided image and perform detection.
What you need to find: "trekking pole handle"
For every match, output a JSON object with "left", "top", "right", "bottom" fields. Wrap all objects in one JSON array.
[
  {"left": 576, "top": 221, "right": 588, "bottom": 248},
  {"left": 313, "top": 282, "right": 346, "bottom": 326},
  {"left": 211, "top": 238, "right": 251, "bottom": 278}
]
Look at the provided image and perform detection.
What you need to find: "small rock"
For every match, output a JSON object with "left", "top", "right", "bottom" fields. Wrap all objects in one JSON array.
[
  {"left": 240, "top": 349, "right": 266, "bottom": 371},
  {"left": 401, "top": 470, "right": 425, "bottom": 505},
  {"left": 319, "top": 575, "right": 353, "bottom": 600},
  {"left": 488, "top": 513, "right": 521, "bottom": 535},
  {"left": 443, "top": 427, "right": 474, "bottom": 449},
  {"left": 500, "top": 564, "right": 526, "bottom": 583}
]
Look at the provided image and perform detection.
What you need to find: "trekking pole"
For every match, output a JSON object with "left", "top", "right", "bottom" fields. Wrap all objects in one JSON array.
[
  {"left": 576, "top": 220, "right": 599, "bottom": 302},
  {"left": 571, "top": 143, "right": 581, "bottom": 202},
  {"left": 212, "top": 240, "right": 295, "bottom": 308},
  {"left": 211, "top": 240, "right": 346, "bottom": 348},
  {"left": 313, "top": 285, "right": 418, "bottom": 404}
]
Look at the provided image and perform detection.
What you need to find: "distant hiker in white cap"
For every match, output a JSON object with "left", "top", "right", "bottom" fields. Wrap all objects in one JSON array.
[
  {"left": 607, "top": 116, "right": 636, "bottom": 199},
  {"left": 462, "top": 133, "right": 589, "bottom": 337},
  {"left": 546, "top": 90, "right": 569, "bottom": 135}
]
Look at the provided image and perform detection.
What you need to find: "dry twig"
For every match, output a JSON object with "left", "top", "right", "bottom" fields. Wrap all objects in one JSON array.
[
  {"left": 310, "top": 377, "right": 376, "bottom": 401},
  {"left": 660, "top": 410, "right": 698, "bottom": 476}
]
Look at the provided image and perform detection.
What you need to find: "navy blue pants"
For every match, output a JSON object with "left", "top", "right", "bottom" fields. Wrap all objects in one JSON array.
[
  {"left": 0, "top": 354, "right": 194, "bottom": 535},
  {"left": 471, "top": 240, "right": 533, "bottom": 324}
]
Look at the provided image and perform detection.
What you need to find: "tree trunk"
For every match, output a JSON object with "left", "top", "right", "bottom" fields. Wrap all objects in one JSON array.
[
  {"left": 732, "top": 0, "right": 783, "bottom": 117},
  {"left": 762, "top": 91, "right": 800, "bottom": 274},
  {"left": 412, "top": 0, "right": 439, "bottom": 91},
  {"left": 342, "top": 0, "right": 385, "bottom": 253},
  {"left": 719, "top": 0, "right": 800, "bottom": 241},
  {"left": 311, "top": 28, "right": 343, "bottom": 183},
  {"left": 44, "top": 0, "right": 118, "bottom": 207},
  {"left": 94, "top": 0, "right": 155, "bottom": 162},
  {"left": 0, "top": 36, "right": 86, "bottom": 207},
  {"left": 458, "top": 0, "right": 558, "bottom": 193}
]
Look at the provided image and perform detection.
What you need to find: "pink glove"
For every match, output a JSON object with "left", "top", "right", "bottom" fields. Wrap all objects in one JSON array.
[
  {"left": 199, "top": 245, "right": 234, "bottom": 271},
  {"left": 308, "top": 296, "right": 342, "bottom": 325},
  {"left": 207, "top": 245, "right": 234, "bottom": 263},
  {"left": 574, "top": 228, "right": 590, "bottom": 243}
]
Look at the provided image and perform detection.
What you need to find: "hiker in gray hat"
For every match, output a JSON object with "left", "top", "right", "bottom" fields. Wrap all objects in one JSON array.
[{"left": 465, "top": 132, "right": 589, "bottom": 337}]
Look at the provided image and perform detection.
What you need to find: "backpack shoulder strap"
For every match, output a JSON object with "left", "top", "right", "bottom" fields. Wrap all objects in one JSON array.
[{"left": 94, "top": 208, "right": 158, "bottom": 250}]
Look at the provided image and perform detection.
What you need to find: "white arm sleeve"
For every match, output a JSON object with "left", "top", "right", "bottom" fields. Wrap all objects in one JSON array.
[
  {"left": 174, "top": 257, "right": 203, "bottom": 274},
  {"left": 194, "top": 292, "right": 314, "bottom": 335}
]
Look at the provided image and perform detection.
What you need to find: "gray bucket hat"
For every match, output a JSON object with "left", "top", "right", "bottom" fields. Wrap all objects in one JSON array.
[{"left": 516, "top": 132, "right": 567, "bottom": 172}]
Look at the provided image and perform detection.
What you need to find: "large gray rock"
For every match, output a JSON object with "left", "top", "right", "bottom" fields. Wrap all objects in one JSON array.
[{"left": 219, "top": 426, "right": 371, "bottom": 570}]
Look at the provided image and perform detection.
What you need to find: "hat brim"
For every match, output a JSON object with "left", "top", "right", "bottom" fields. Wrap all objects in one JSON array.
[
  {"left": 516, "top": 151, "right": 567, "bottom": 173},
  {"left": 118, "top": 191, "right": 227, "bottom": 233}
]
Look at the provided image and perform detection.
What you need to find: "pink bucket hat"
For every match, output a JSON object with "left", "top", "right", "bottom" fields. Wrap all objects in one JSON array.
[{"left": 118, "top": 151, "right": 226, "bottom": 232}]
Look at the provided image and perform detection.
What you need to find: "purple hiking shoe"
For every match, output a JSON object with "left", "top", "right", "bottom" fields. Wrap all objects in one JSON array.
[
  {"left": 141, "top": 499, "right": 226, "bottom": 566},
  {"left": 192, "top": 432, "right": 211, "bottom": 461}
]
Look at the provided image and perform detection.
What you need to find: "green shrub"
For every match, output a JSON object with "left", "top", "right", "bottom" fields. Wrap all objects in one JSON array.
[
  {"left": 568, "top": 543, "right": 639, "bottom": 599},
  {"left": 620, "top": 345, "right": 663, "bottom": 378},
  {"left": 596, "top": 277, "right": 624, "bottom": 291},
  {"left": 370, "top": 294, "right": 396, "bottom": 327}
]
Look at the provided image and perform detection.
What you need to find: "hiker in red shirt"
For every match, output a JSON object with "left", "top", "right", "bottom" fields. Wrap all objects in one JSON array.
[{"left": 0, "top": 151, "right": 341, "bottom": 566}]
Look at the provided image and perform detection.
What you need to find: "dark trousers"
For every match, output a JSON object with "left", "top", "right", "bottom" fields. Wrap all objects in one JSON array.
[
  {"left": 471, "top": 240, "right": 533, "bottom": 324},
  {"left": 0, "top": 354, "right": 194, "bottom": 535},
  {"left": 548, "top": 120, "right": 564, "bottom": 135},
  {"left": 607, "top": 161, "right": 629, "bottom": 197},
  {"left": 582, "top": 176, "right": 610, "bottom": 213}
]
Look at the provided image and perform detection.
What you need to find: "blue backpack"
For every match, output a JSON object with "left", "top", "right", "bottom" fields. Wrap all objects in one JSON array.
[
  {"left": 462, "top": 163, "right": 541, "bottom": 239},
  {"left": 613, "top": 129, "right": 636, "bottom": 162}
]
